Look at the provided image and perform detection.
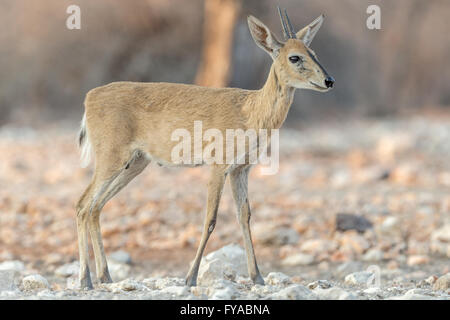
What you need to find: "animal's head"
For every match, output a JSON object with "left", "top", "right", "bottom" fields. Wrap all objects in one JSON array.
[{"left": 248, "top": 7, "right": 334, "bottom": 92}]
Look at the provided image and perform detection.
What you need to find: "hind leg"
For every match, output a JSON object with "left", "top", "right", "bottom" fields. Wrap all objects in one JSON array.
[
  {"left": 76, "top": 149, "right": 149, "bottom": 289},
  {"left": 76, "top": 182, "right": 96, "bottom": 290},
  {"left": 88, "top": 150, "right": 150, "bottom": 284}
]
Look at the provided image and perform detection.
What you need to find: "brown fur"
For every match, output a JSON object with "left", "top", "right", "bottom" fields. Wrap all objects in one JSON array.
[{"left": 76, "top": 13, "right": 333, "bottom": 289}]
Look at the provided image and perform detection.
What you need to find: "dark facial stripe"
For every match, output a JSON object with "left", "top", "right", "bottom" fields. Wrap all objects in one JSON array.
[{"left": 306, "top": 49, "right": 329, "bottom": 78}]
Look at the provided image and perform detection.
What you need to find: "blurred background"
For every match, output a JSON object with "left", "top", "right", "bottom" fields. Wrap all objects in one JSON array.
[
  {"left": 2, "top": 0, "right": 450, "bottom": 126},
  {"left": 0, "top": 0, "right": 449, "bottom": 289}
]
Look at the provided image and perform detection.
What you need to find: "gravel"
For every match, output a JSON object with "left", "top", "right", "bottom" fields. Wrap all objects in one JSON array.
[
  {"left": 0, "top": 244, "right": 448, "bottom": 300},
  {"left": 1, "top": 117, "right": 450, "bottom": 300}
]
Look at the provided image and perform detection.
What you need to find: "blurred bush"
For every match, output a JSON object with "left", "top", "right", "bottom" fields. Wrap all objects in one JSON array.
[{"left": 1, "top": 0, "right": 450, "bottom": 126}]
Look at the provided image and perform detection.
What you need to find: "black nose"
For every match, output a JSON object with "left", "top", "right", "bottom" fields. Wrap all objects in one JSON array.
[{"left": 324, "top": 76, "right": 335, "bottom": 88}]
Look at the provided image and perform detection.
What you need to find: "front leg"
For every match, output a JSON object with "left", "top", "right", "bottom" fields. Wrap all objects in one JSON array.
[
  {"left": 230, "top": 165, "right": 264, "bottom": 285},
  {"left": 185, "top": 165, "right": 227, "bottom": 286}
]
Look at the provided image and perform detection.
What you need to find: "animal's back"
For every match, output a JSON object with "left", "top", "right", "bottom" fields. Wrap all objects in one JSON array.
[{"left": 82, "top": 81, "right": 255, "bottom": 166}]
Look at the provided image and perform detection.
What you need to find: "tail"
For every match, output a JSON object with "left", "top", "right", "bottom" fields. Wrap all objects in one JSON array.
[{"left": 79, "top": 113, "right": 93, "bottom": 168}]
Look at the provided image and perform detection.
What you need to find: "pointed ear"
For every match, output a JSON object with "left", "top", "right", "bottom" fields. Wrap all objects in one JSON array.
[
  {"left": 296, "top": 14, "right": 324, "bottom": 47},
  {"left": 247, "top": 15, "right": 282, "bottom": 59}
]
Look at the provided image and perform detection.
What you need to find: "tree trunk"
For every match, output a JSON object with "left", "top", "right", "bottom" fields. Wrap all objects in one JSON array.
[{"left": 195, "top": 0, "right": 241, "bottom": 88}]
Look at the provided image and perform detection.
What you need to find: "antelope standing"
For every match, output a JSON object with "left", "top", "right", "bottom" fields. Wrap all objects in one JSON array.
[{"left": 76, "top": 8, "right": 334, "bottom": 289}]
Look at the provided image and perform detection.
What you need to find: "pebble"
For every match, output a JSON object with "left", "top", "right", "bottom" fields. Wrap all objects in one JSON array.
[
  {"left": 197, "top": 244, "right": 247, "bottom": 285},
  {"left": 313, "top": 287, "right": 356, "bottom": 300},
  {"left": 407, "top": 255, "right": 430, "bottom": 266},
  {"left": 0, "top": 270, "right": 18, "bottom": 291},
  {"left": 198, "top": 258, "right": 237, "bottom": 285},
  {"left": 336, "top": 231, "right": 371, "bottom": 255},
  {"left": 211, "top": 286, "right": 240, "bottom": 300},
  {"left": 142, "top": 277, "right": 185, "bottom": 290},
  {"left": 433, "top": 273, "right": 450, "bottom": 291},
  {"left": 0, "top": 260, "right": 25, "bottom": 272},
  {"left": 55, "top": 261, "right": 79, "bottom": 278},
  {"left": 388, "top": 292, "right": 434, "bottom": 300},
  {"left": 307, "top": 280, "right": 333, "bottom": 290},
  {"left": 265, "top": 272, "right": 291, "bottom": 286},
  {"left": 362, "top": 248, "right": 384, "bottom": 262},
  {"left": 252, "top": 224, "right": 300, "bottom": 246},
  {"left": 430, "top": 224, "right": 450, "bottom": 257},
  {"left": 345, "top": 271, "right": 374, "bottom": 286},
  {"left": 160, "top": 286, "right": 190, "bottom": 298},
  {"left": 300, "top": 239, "right": 336, "bottom": 254},
  {"left": 22, "top": 274, "right": 50, "bottom": 290},
  {"left": 269, "top": 284, "right": 313, "bottom": 300},
  {"left": 106, "top": 279, "right": 145, "bottom": 292},
  {"left": 109, "top": 250, "right": 132, "bottom": 265},
  {"left": 379, "top": 216, "right": 401, "bottom": 235},
  {"left": 281, "top": 253, "right": 315, "bottom": 266},
  {"left": 108, "top": 261, "right": 131, "bottom": 281},
  {"left": 336, "top": 261, "right": 363, "bottom": 276},
  {"left": 335, "top": 213, "right": 373, "bottom": 233}
]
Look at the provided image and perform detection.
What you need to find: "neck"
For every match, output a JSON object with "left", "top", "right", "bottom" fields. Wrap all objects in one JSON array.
[{"left": 245, "top": 64, "right": 295, "bottom": 129}]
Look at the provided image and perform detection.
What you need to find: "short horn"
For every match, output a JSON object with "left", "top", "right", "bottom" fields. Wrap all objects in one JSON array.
[
  {"left": 277, "top": 6, "right": 289, "bottom": 40},
  {"left": 283, "top": 9, "right": 297, "bottom": 39}
]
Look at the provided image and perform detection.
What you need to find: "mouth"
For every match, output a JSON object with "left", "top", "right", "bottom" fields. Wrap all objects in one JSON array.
[{"left": 309, "top": 81, "right": 328, "bottom": 90}]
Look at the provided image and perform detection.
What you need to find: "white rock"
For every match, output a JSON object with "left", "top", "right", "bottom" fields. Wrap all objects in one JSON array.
[
  {"left": 362, "top": 248, "right": 384, "bottom": 262},
  {"left": 430, "top": 224, "right": 450, "bottom": 257},
  {"left": 55, "top": 261, "right": 79, "bottom": 278},
  {"left": 107, "top": 279, "right": 145, "bottom": 293},
  {"left": 211, "top": 279, "right": 236, "bottom": 289},
  {"left": 380, "top": 216, "right": 400, "bottom": 234},
  {"left": 251, "top": 284, "right": 279, "bottom": 296},
  {"left": 265, "top": 272, "right": 291, "bottom": 286},
  {"left": 433, "top": 273, "right": 450, "bottom": 291},
  {"left": 66, "top": 277, "right": 78, "bottom": 290},
  {"left": 198, "top": 259, "right": 236, "bottom": 286},
  {"left": 281, "top": 253, "right": 314, "bottom": 266},
  {"left": 314, "top": 287, "right": 357, "bottom": 300},
  {"left": 160, "top": 286, "right": 190, "bottom": 297},
  {"left": 203, "top": 244, "right": 247, "bottom": 275},
  {"left": 252, "top": 224, "right": 300, "bottom": 245},
  {"left": 0, "top": 270, "right": 18, "bottom": 291},
  {"left": 363, "top": 286, "right": 382, "bottom": 295},
  {"left": 0, "top": 290, "right": 20, "bottom": 298},
  {"left": 387, "top": 289, "right": 434, "bottom": 300},
  {"left": 108, "top": 261, "right": 131, "bottom": 281},
  {"left": 336, "top": 261, "right": 363, "bottom": 276},
  {"left": 270, "top": 285, "right": 314, "bottom": 300},
  {"left": 0, "top": 260, "right": 25, "bottom": 272},
  {"left": 345, "top": 271, "right": 374, "bottom": 286},
  {"left": 307, "top": 280, "right": 333, "bottom": 290},
  {"left": 36, "top": 289, "right": 56, "bottom": 298},
  {"left": 197, "top": 244, "right": 247, "bottom": 286},
  {"left": 300, "top": 239, "right": 337, "bottom": 254},
  {"left": 143, "top": 277, "right": 185, "bottom": 290},
  {"left": 109, "top": 250, "right": 132, "bottom": 264},
  {"left": 22, "top": 274, "right": 50, "bottom": 290},
  {"left": 211, "top": 286, "right": 240, "bottom": 300}
]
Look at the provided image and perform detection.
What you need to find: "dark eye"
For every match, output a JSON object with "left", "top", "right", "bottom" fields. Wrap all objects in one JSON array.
[{"left": 289, "top": 56, "right": 302, "bottom": 63}]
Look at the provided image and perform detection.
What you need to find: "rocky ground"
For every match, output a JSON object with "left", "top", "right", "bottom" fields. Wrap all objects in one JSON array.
[{"left": 0, "top": 114, "right": 449, "bottom": 300}]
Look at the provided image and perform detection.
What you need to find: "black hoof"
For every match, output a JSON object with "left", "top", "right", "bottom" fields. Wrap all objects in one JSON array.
[
  {"left": 79, "top": 277, "right": 94, "bottom": 290},
  {"left": 253, "top": 274, "right": 265, "bottom": 285},
  {"left": 99, "top": 274, "right": 113, "bottom": 284},
  {"left": 185, "top": 276, "right": 197, "bottom": 287}
]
